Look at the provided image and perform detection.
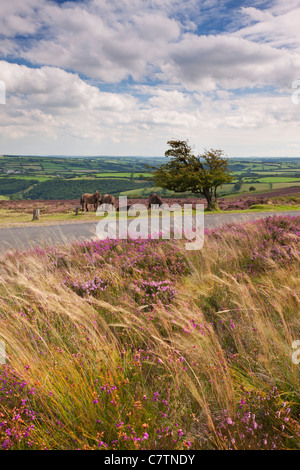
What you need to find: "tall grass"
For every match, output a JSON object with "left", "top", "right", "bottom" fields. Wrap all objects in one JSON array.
[{"left": 0, "top": 215, "right": 299, "bottom": 449}]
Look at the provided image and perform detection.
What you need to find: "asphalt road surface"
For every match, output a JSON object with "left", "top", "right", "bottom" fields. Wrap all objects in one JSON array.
[{"left": 0, "top": 210, "right": 299, "bottom": 252}]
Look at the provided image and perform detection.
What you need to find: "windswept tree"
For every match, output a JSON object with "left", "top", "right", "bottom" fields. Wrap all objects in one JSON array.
[{"left": 152, "top": 140, "right": 233, "bottom": 210}]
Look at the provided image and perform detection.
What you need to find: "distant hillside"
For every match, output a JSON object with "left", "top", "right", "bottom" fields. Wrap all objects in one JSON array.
[
  {"left": 0, "top": 178, "right": 39, "bottom": 195},
  {"left": 24, "top": 178, "right": 151, "bottom": 200}
]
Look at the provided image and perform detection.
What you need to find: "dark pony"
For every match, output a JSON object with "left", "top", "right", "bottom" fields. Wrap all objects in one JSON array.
[
  {"left": 80, "top": 191, "right": 101, "bottom": 212},
  {"left": 147, "top": 193, "right": 163, "bottom": 209}
]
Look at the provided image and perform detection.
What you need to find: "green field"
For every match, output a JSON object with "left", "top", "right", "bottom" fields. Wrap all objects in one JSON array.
[
  {"left": 0, "top": 155, "right": 300, "bottom": 200},
  {"left": 254, "top": 177, "right": 300, "bottom": 183},
  {"left": 95, "top": 172, "right": 154, "bottom": 178}
]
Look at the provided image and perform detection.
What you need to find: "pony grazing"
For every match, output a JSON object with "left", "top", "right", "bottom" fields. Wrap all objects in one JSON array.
[
  {"left": 147, "top": 193, "right": 163, "bottom": 209},
  {"left": 100, "top": 194, "right": 116, "bottom": 207},
  {"left": 99, "top": 194, "right": 116, "bottom": 212},
  {"left": 80, "top": 191, "right": 101, "bottom": 212}
]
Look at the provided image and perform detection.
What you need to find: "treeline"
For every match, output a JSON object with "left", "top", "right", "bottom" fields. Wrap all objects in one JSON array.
[
  {"left": 0, "top": 178, "right": 39, "bottom": 195},
  {"left": 24, "top": 178, "right": 150, "bottom": 200}
]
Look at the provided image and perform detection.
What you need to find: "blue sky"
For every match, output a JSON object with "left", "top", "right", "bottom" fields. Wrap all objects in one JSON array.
[{"left": 0, "top": 0, "right": 300, "bottom": 157}]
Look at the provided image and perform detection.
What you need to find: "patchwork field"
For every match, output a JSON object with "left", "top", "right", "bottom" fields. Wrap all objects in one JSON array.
[{"left": 1, "top": 155, "right": 300, "bottom": 201}]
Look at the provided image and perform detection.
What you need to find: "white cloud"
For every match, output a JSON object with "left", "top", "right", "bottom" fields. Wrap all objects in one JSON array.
[
  {"left": 238, "top": 4, "right": 300, "bottom": 50},
  {"left": 0, "top": 61, "right": 140, "bottom": 144},
  {"left": 0, "top": 0, "right": 44, "bottom": 37},
  {"left": 0, "top": 0, "right": 300, "bottom": 156},
  {"left": 0, "top": 1, "right": 183, "bottom": 82},
  {"left": 0, "top": 0, "right": 297, "bottom": 92},
  {"left": 160, "top": 33, "right": 298, "bottom": 91},
  {"left": 1, "top": 58, "right": 299, "bottom": 157}
]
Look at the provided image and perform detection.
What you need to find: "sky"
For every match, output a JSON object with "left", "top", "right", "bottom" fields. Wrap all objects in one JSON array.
[{"left": 0, "top": 0, "right": 300, "bottom": 157}]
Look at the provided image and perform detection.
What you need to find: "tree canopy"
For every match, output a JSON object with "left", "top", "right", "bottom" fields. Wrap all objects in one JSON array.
[{"left": 152, "top": 140, "right": 233, "bottom": 210}]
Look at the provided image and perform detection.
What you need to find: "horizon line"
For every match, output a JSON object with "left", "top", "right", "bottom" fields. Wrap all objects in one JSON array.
[{"left": 2, "top": 154, "right": 300, "bottom": 160}]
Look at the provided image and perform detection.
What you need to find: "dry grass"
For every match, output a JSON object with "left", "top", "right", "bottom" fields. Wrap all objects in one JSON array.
[{"left": 0, "top": 215, "right": 299, "bottom": 449}]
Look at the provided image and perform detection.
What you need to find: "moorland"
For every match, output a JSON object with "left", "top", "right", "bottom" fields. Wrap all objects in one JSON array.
[{"left": 0, "top": 154, "right": 300, "bottom": 451}]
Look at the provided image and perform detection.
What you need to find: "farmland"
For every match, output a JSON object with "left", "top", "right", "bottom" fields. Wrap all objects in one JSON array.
[
  {"left": 0, "top": 155, "right": 161, "bottom": 200},
  {"left": 0, "top": 155, "right": 300, "bottom": 201}
]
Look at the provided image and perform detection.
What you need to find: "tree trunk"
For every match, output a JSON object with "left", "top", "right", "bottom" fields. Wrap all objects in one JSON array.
[
  {"left": 203, "top": 187, "right": 219, "bottom": 211},
  {"left": 207, "top": 200, "right": 219, "bottom": 211},
  {"left": 32, "top": 209, "right": 40, "bottom": 220}
]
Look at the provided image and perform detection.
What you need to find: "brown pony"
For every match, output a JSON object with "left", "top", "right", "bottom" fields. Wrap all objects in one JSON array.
[
  {"left": 100, "top": 194, "right": 116, "bottom": 208},
  {"left": 80, "top": 191, "right": 101, "bottom": 212},
  {"left": 147, "top": 193, "right": 163, "bottom": 209}
]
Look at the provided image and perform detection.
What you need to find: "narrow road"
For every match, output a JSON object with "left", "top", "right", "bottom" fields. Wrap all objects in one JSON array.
[{"left": 0, "top": 210, "right": 299, "bottom": 252}]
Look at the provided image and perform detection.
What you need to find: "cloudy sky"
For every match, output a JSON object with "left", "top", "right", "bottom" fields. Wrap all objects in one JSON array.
[{"left": 0, "top": 0, "right": 300, "bottom": 157}]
